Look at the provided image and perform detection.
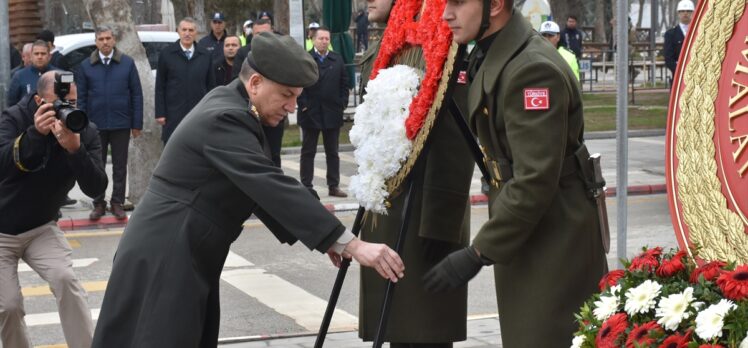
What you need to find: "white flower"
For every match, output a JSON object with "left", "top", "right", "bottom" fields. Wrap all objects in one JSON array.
[
  {"left": 695, "top": 299, "right": 737, "bottom": 340},
  {"left": 570, "top": 335, "right": 585, "bottom": 348},
  {"left": 593, "top": 285, "right": 621, "bottom": 321},
  {"left": 624, "top": 280, "right": 662, "bottom": 316},
  {"left": 349, "top": 65, "right": 420, "bottom": 213},
  {"left": 655, "top": 287, "right": 695, "bottom": 330},
  {"left": 739, "top": 331, "right": 748, "bottom": 348}
]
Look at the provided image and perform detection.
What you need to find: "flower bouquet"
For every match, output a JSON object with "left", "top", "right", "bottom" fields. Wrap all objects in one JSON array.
[{"left": 571, "top": 247, "right": 748, "bottom": 347}]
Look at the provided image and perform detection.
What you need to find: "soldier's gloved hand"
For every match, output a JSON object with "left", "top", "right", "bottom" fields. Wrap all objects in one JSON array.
[
  {"left": 423, "top": 246, "right": 491, "bottom": 293},
  {"left": 421, "top": 237, "right": 453, "bottom": 264}
]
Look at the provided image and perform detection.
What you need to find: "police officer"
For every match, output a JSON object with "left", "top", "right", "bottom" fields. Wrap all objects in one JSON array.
[
  {"left": 664, "top": 0, "right": 694, "bottom": 76},
  {"left": 199, "top": 12, "right": 228, "bottom": 62},
  {"left": 426, "top": 1, "right": 608, "bottom": 347},
  {"left": 539, "top": 21, "right": 580, "bottom": 82},
  {"left": 91, "top": 32, "right": 405, "bottom": 348}
]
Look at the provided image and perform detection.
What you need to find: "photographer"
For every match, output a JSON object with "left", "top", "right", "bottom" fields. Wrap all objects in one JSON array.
[{"left": 0, "top": 71, "right": 107, "bottom": 348}]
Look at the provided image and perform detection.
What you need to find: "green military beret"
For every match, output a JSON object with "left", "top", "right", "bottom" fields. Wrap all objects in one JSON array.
[{"left": 247, "top": 32, "right": 319, "bottom": 87}]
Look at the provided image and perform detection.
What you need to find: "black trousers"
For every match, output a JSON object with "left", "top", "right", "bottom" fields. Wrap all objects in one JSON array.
[
  {"left": 358, "top": 31, "right": 369, "bottom": 51},
  {"left": 95, "top": 129, "right": 130, "bottom": 205},
  {"left": 300, "top": 127, "right": 340, "bottom": 189},
  {"left": 262, "top": 123, "right": 284, "bottom": 168}
]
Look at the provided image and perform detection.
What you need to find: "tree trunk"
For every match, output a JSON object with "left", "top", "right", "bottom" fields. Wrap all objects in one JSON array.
[
  {"left": 593, "top": 0, "right": 607, "bottom": 42},
  {"left": 549, "top": 0, "right": 584, "bottom": 32},
  {"left": 636, "top": 0, "right": 645, "bottom": 29},
  {"left": 274, "top": 0, "right": 290, "bottom": 35},
  {"left": 83, "top": 0, "right": 162, "bottom": 205},
  {"left": 184, "top": 0, "right": 205, "bottom": 34}
]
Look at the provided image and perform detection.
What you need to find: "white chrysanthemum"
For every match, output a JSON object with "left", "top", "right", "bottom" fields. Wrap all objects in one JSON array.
[
  {"left": 349, "top": 65, "right": 420, "bottom": 213},
  {"left": 624, "top": 280, "right": 662, "bottom": 316},
  {"left": 739, "top": 331, "right": 748, "bottom": 348},
  {"left": 655, "top": 287, "right": 695, "bottom": 330},
  {"left": 695, "top": 299, "right": 737, "bottom": 340},
  {"left": 593, "top": 285, "right": 621, "bottom": 321},
  {"left": 570, "top": 335, "right": 585, "bottom": 348}
]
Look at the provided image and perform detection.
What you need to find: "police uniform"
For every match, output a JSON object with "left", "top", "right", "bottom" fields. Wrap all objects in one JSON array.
[
  {"left": 461, "top": 11, "right": 606, "bottom": 347},
  {"left": 92, "top": 33, "right": 348, "bottom": 348}
]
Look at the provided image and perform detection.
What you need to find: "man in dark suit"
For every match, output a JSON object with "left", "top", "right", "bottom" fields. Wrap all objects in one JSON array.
[
  {"left": 297, "top": 27, "right": 349, "bottom": 198},
  {"left": 91, "top": 32, "right": 404, "bottom": 348},
  {"left": 155, "top": 17, "right": 214, "bottom": 144},
  {"left": 664, "top": 0, "right": 694, "bottom": 77},
  {"left": 212, "top": 35, "right": 241, "bottom": 87}
]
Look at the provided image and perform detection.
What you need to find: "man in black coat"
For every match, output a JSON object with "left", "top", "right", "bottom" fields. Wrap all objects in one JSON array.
[
  {"left": 156, "top": 17, "right": 214, "bottom": 143},
  {"left": 212, "top": 35, "right": 241, "bottom": 87},
  {"left": 199, "top": 11, "right": 228, "bottom": 63},
  {"left": 297, "top": 27, "right": 350, "bottom": 198},
  {"left": 91, "top": 32, "right": 404, "bottom": 348},
  {"left": 664, "top": 0, "right": 694, "bottom": 76},
  {"left": 559, "top": 15, "right": 584, "bottom": 60}
]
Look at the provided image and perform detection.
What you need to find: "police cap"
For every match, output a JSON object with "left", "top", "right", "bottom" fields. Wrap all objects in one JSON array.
[{"left": 246, "top": 32, "right": 318, "bottom": 88}]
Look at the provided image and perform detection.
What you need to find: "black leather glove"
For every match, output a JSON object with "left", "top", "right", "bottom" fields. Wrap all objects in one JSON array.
[
  {"left": 421, "top": 237, "right": 454, "bottom": 264},
  {"left": 423, "top": 246, "right": 491, "bottom": 293}
]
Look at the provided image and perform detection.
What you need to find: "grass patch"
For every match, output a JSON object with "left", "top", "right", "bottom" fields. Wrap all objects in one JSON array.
[{"left": 280, "top": 91, "right": 670, "bottom": 147}]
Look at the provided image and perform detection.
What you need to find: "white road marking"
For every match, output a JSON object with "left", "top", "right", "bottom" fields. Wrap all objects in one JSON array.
[
  {"left": 18, "top": 258, "right": 98, "bottom": 273},
  {"left": 224, "top": 250, "right": 254, "bottom": 268},
  {"left": 631, "top": 137, "right": 666, "bottom": 145},
  {"left": 25, "top": 309, "right": 100, "bottom": 327}
]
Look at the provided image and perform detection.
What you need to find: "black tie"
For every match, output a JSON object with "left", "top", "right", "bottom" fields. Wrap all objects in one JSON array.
[{"left": 103, "top": 57, "right": 110, "bottom": 65}]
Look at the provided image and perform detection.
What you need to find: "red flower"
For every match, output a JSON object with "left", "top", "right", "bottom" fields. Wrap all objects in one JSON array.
[
  {"left": 629, "top": 247, "right": 663, "bottom": 272},
  {"left": 657, "top": 330, "right": 692, "bottom": 348},
  {"left": 657, "top": 250, "right": 688, "bottom": 277},
  {"left": 698, "top": 345, "right": 724, "bottom": 348},
  {"left": 596, "top": 313, "right": 628, "bottom": 348},
  {"left": 599, "top": 269, "right": 626, "bottom": 291},
  {"left": 625, "top": 321, "right": 662, "bottom": 348},
  {"left": 690, "top": 261, "right": 727, "bottom": 283},
  {"left": 716, "top": 264, "right": 748, "bottom": 301}
]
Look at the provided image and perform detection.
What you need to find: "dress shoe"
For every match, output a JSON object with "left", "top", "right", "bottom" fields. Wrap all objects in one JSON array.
[
  {"left": 110, "top": 203, "right": 127, "bottom": 220},
  {"left": 89, "top": 203, "right": 106, "bottom": 221},
  {"left": 328, "top": 187, "right": 348, "bottom": 198},
  {"left": 63, "top": 196, "right": 77, "bottom": 206}
]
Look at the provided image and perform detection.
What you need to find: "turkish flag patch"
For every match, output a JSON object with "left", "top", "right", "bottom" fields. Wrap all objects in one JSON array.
[{"left": 524, "top": 88, "right": 549, "bottom": 110}]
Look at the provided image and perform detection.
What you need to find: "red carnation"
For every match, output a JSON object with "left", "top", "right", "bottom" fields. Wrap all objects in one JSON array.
[
  {"left": 625, "top": 321, "right": 662, "bottom": 348},
  {"left": 599, "top": 269, "right": 626, "bottom": 291},
  {"left": 698, "top": 345, "right": 724, "bottom": 348},
  {"left": 690, "top": 261, "right": 727, "bottom": 283},
  {"left": 657, "top": 250, "right": 688, "bottom": 277},
  {"left": 629, "top": 247, "right": 663, "bottom": 273},
  {"left": 595, "top": 313, "right": 628, "bottom": 348},
  {"left": 657, "top": 330, "right": 692, "bottom": 348},
  {"left": 716, "top": 265, "right": 748, "bottom": 301}
]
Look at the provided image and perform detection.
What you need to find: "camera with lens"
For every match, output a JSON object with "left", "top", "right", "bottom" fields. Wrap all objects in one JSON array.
[{"left": 52, "top": 72, "right": 88, "bottom": 133}]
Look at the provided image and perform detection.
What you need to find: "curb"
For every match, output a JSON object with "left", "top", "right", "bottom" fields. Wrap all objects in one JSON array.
[{"left": 59, "top": 184, "right": 666, "bottom": 231}]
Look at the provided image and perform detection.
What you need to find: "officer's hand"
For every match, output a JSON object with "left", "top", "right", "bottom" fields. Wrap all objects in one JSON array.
[
  {"left": 52, "top": 120, "right": 81, "bottom": 154},
  {"left": 344, "top": 238, "right": 404, "bottom": 282},
  {"left": 421, "top": 237, "right": 454, "bottom": 264},
  {"left": 34, "top": 102, "right": 57, "bottom": 135},
  {"left": 423, "top": 246, "right": 488, "bottom": 293},
  {"left": 156, "top": 117, "right": 166, "bottom": 126},
  {"left": 131, "top": 129, "right": 142, "bottom": 138}
]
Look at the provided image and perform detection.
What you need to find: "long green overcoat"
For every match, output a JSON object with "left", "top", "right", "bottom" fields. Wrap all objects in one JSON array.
[
  {"left": 357, "top": 42, "right": 475, "bottom": 343},
  {"left": 464, "top": 12, "right": 608, "bottom": 347}
]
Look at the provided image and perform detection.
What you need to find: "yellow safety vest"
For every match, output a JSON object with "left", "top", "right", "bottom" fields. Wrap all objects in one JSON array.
[{"left": 558, "top": 46, "right": 580, "bottom": 82}]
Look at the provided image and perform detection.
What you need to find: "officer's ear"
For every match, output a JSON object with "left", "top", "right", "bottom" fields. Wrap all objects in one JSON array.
[
  {"left": 247, "top": 73, "right": 264, "bottom": 96},
  {"left": 490, "top": 0, "right": 508, "bottom": 17}
]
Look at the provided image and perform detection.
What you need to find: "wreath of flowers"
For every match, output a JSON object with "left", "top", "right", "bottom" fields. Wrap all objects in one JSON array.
[
  {"left": 572, "top": 248, "right": 748, "bottom": 348},
  {"left": 350, "top": 0, "right": 455, "bottom": 212}
]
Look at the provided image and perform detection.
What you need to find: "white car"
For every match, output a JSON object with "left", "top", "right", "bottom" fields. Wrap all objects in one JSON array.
[{"left": 54, "top": 31, "right": 179, "bottom": 74}]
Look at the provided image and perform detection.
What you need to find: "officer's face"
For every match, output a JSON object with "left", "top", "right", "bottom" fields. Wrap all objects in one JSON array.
[
  {"left": 211, "top": 20, "right": 225, "bottom": 36},
  {"left": 178, "top": 20, "right": 197, "bottom": 47},
  {"left": 31, "top": 45, "right": 50, "bottom": 69},
  {"left": 313, "top": 30, "right": 331, "bottom": 54},
  {"left": 224, "top": 37, "right": 240, "bottom": 59},
  {"left": 678, "top": 10, "right": 692, "bottom": 25},
  {"left": 247, "top": 74, "right": 302, "bottom": 127},
  {"left": 367, "top": 0, "right": 392, "bottom": 24},
  {"left": 443, "top": 0, "right": 484, "bottom": 45},
  {"left": 95, "top": 30, "right": 115, "bottom": 56},
  {"left": 542, "top": 33, "right": 560, "bottom": 47},
  {"left": 566, "top": 17, "right": 577, "bottom": 29}
]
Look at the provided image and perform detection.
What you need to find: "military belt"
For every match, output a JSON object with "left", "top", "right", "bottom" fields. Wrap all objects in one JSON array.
[{"left": 480, "top": 146, "right": 580, "bottom": 189}]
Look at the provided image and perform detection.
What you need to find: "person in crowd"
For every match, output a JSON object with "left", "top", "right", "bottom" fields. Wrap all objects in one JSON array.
[
  {"left": 0, "top": 70, "right": 107, "bottom": 348},
  {"left": 240, "top": 19, "right": 253, "bottom": 47},
  {"left": 36, "top": 29, "right": 68, "bottom": 70},
  {"left": 7, "top": 40, "right": 56, "bottom": 107},
  {"left": 297, "top": 27, "right": 349, "bottom": 198},
  {"left": 428, "top": 1, "right": 608, "bottom": 346},
  {"left": 559, "top": 15, "right": 584, "bottom": 60},
  {"left": 664, "top": 0, "right": 694, "bottom": 76},
  {"left": 155, "top": 17, "right": 214, "bottom": 144},
  {"left": 76, "top": 25, "right": 143, "bottom": 221},
  {"left": 213, "top": 35, "right": 241, "bottom": 86},
  {"left": 235, "top": 18, "right": 272, "bottom": 67},
  {"left": 9, "top": 41, "right": 21, "bottom": 70},
  {"left": 539, "top": 21, "right": 580, "bottom": 82},
  {"left": 10, "top": 43, "right": 33, "bottom": 78},
  {"left": 91, "top": 32, "right": 405, "bottom": 348},
  {"left": 355, "top": 9, "right": 369, "bottom": 52},
  {"left": 199, "top": 12, "right": 228, "bottom": 62}
]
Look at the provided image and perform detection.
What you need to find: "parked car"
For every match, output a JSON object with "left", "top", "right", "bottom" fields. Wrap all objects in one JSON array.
[{"left": 53, "top": 31, "right": 179, "bottom": 74}]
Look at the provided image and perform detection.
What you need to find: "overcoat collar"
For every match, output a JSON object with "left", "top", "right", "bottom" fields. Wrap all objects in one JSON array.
[
  {"left": 467, "top": 11, "right": 534, "bottom": 120},
  {"left": 89, "top": 47, "right": 123, "bottom": 65}
]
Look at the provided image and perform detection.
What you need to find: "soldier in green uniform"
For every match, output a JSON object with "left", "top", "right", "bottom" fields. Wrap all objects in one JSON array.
[
  {"left": 424, "top": 1, "right": 608, "bottom": 347},
  {"left": 91, "top": 32, "right": 405, "bottom": 348},
  {"left": 357, "top": 1, "right": 475, "bottom": 347}
]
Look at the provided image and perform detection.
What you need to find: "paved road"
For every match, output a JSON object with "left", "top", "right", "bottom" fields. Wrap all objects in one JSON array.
[{"left": 20, "top": 193, "right": 676, "bottom": 347}]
